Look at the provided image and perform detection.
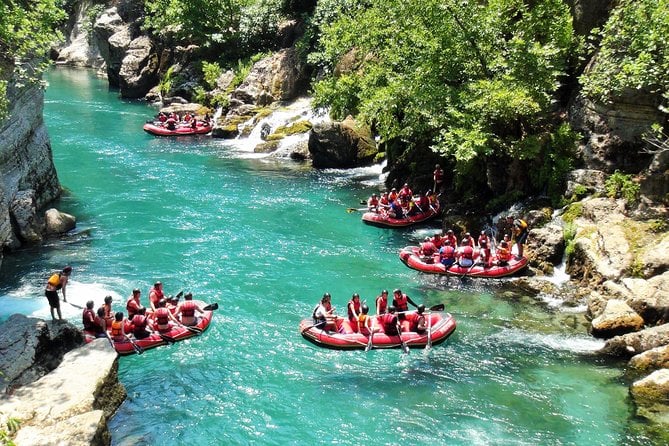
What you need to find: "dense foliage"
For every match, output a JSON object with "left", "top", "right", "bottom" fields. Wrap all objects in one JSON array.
[
  {"left": 580, "top": 0, "right": 669, "bottom": 104},
  {"left": 0, "top": 0, "right": 65, "bottom": 121},
  {"left": 311, "top": 0, "right": 579, "bottom": 199},
  {"left": 143, "top": 0, "right": 288, "bottom": 57}
]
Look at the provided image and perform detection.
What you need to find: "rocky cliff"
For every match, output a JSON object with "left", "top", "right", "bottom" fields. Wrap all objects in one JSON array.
[{"left": 0, "top": 68, "right": 63, "bottom": 268}]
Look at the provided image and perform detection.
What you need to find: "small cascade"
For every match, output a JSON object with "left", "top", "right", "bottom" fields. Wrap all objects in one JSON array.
[{"left": 230, "top": 97, "right": 330, "bottom": 158}]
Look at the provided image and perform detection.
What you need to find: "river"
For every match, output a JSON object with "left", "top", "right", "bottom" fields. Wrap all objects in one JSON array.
[{"left": 0, "top": 68, "right": 658, "bottom": 445}]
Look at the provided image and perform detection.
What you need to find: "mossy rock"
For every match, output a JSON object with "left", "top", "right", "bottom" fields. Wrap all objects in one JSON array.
[{"left": 255, "top": 140, "right": 280, "bottom": 153}]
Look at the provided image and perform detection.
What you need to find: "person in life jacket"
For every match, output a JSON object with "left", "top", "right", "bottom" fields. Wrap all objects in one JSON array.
[
  {"left": 388, "top": 188, "right": 398, "bottom": 203},
  {"left": 433, "top": 164, "right": 444, "bottom": 193},
  {"left": 477, "top": 230, "right": 489, "bottom": 248},
  {"left": 126, "top": 288, "right": 143, "bottom": 319},
  {"left": 392, "top": 289, "right": 418, "bottom": 321},
  {"left": 131, "top": 307, "right": 152, "bottom": 340},
  {"left": 479, "top": 239, "right": 493, "bottom": 268},
  {"left": 416, "top": 191, "right": 431, "bottom": 213},
  {"left": 110, "top": 311, "right": 127, "bottom": 343},
  {"left": 510, "top": 215, "right": 529, "bottom": 259},
  {"left": 152, "top": 299, "right": 180, "bottom": 333},
  {"left": 430, "top": 232, "right": 444, "bottom": 249},
  {"left": 347, "top": 293, "right": 362, "bottom": 326},
  {"left": 358, "top": 304, "right": 373, "bottom": 335},
  {"left": 419, "top": 237, "right": 438, "bottom": 263},
  {"left": 175, "top": 292, "right": 204, "bottom": 326},
  {"left": 460, "top": 232, "right": 474, "bottom": 248},
  {"left": 398, "top": 183, "right": 413, "bottom": 201},
  {"left": 375, "top": 290, "right": 389, "bottom": 315},
  {"left": 95, "top": 308, "right": 108, "bottom": 335},
  {"left": 457, "top": 244, "right": 475, "bottom": 268},
  {"left": 45, "top": 265, "right": 72, "bottom": 322},
  {"left": 445, "top": 229, "right": 458, "bottom": 248},
  {"left": 82, "top": 300, "right": 99, "bottom": 332},
  {"left": 496, "top": 241, "right": 513, "bottom": 266},
  {"left": 380, "top": 306, "right": 400, "bottom": 336},
  {"left": 367, "top": 193, "right": 379, "bottom": 212},
  {"left": 149, "top": 282, "right": 165, "bottom": 312},
  {"left": 413, "top": 304, "right": 427, "bottom": 334},
  {"left": 379, "top": 192, "right": 390, "bottom": 210},
  {"left": 439, "top": 240, "right": 457, "bottom": 267},
  {"left": 389, "top": 199, "right": 404, "bottom": 219},
  {"left": 312, "top": 292, "right": 336, "bottom": 331},
  {"left": 100, "top": 295, "right": 114, "bottom": 328}
]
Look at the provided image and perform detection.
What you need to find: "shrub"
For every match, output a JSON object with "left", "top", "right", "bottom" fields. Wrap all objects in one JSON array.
[{"left": 605, "top": 170, "right": 640, "bottom": 204}]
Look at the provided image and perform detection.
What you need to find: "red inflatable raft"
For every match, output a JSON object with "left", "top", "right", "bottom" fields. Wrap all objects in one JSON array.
[
  {"left": 299, "top": 310, "right": 456, "bottom": 350},
  {"left": 143, "top": 121, "right": 212, "bottom": 136},
  {"left": 399, "top": 245, "right": 529, "bottom": 278},
  {"left": 361, "top": 202, "right": 440, "bottom": 228},
  {"left": 83, "top": 300, "right": 216, "bottom": 355}
]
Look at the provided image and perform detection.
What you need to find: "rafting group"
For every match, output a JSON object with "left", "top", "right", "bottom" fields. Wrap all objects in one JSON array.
[
  {"left": 361, "top": 183, "right": 442, "bottom": 227},
  {"left": 82, "top": 281, "right": 217, "bottom": 355},
  {"left": 301, "top": 290, "right": 456, "bottom": 351},
  {"left": 143, "top": 111, "right": 213, "bottom": 136}
]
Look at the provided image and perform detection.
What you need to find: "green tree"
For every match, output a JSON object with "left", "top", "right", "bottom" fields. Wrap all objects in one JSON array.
[
  {"left": 312, "top": 0, "right": 577, "bottom": 197},
  {"left": 580, "top": 0, "right": 669, "bottom": 104},
  {"left": 0, "top": 0, "right": 66, "bottom": 120}
]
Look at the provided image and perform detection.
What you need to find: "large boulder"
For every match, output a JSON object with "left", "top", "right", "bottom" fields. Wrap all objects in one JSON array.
[
  {"left": 0, "top": 315, "right": 83, "bottom": 394},
  {"left": 231, "top": 47, "right": 308, "bottom": 106},
  {"left": 630, "top": 369, "right": 669, "bottom": 424},
  {"left": 118, "top": 36, "right": 159, "bottom": 98},
  {"left": 629, "top": 344, "right": 669, "bottom": 374},
  {"left": 92, "top": 7, "right": 132, "bottom": 86},
  {"left": 590, "top": 299, "right": 644, "bottom": 339},
  {"left": 44, "top": 208, "right": 76, "bottom": 235},
  {"left": 9, "top": 190, "right": 42, "bottom": 243},
  {"left": 526, "top": 224, "right": 565, "bottom": 271},
  {"left": 308, "top": 116, "right": 378, "bottom": 168},
  {"left": 598, "top": 324, "right": 669, "bottom": 358},
  {"left": 0, "top": 339, "right": 125, "bottom": 446},
  {"left": 54, "top": 0, "right": 105, "bottom": 68},
  {"left": 565, "top": 169, "right": 607, "bottom": 198}
]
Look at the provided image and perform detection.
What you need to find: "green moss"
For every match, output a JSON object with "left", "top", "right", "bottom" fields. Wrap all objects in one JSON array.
[
  {"left": 649, "top": 219, "right": 668, "bottom": 233},
  {"left": 254, "top": 107, "right": 273, "bottom": 119},
  {"left": 266, "top": 120, "right": 313, "bottom": 141},
  {"left": 562, "top": 202, "right": 583, "bottom": 224},
  {"left": 254, "top": 140, "right": 280, "bottom": 153},
  {"left": 373, "top": 152, "right": 386, "bottom": 163}
]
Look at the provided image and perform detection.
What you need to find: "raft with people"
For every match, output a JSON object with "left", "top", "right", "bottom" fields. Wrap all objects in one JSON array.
[
  {"left": 362, "top": 200, "right": 441, "bottom": 228},
  {"left": 299, "top": 307, "right": 456, "bottom": 350},
  {"left": 83, "top": 299, "right": 217, "bottom": 355},
  {"left": 143, "top": 120, "right": 212, "bottom": 137},
  {"left": 399, "top": 245, "right": 529, "bottom": 278}
]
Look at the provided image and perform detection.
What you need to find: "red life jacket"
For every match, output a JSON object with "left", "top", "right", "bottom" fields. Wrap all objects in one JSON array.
[
  {"left": 150, "top": 288, "right": 164, "bottom": 306},
  {"left": 82, "top": 308, "right": 96, "bottom": 330},
  {"left": 461, "top": 245, "right": 474, "bottom": 259},
  {"left": 347, "top": 300, "right": 361, "bottom": 321},
  {"left": 434, "top": 168, "right": 443, "bottom": 182},
  {"left": 155, "top": 307, "right": 170, "bottom": 326},
  {"left": 394, "top": 294, "right": 409, "bottom": 312},
  {"left": 376, "top": 296, "right": 387, "bottom": 314},
  {"left": 181, "top": 301, "right": 196, "bottom": 318},
  {"left": 441, "top": 246, "right": 456, "bottom": 259},
  {"left": 132, "top": 314, "right": 148, "bottom": 331},
  {"left": 381, "top": 313, "right": 398, "bottom": 335},
  {"left": 126, "top": 297, "right": 140, "bottom": 317}
]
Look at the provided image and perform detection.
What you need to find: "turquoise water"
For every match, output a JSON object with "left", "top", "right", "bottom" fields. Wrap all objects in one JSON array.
[{"left": 0, "top": 68, "right": 658, "bottom": 445}]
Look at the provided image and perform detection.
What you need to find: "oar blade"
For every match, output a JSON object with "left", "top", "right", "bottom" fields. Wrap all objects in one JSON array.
[{"left": 429, "top": 304, "right": 445, "bottom": 312}]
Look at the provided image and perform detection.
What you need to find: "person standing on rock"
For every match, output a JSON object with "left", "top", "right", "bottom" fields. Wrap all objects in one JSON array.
[{"left": 45, "top": 265, "right": 72, "bottom": 321}]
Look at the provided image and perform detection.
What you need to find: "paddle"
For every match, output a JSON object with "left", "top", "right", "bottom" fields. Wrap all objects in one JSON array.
[
  {"left": 301, "top": 320, "right": 326, "bottom": 334},
  {"left": 183, "top": 325, "right": 203, "bottom": 334},
  {"left": 365, "top": 319, "right": 375, "bottom": 352},
  {"left": 346, "top": 207, "right": 368, "bottom": 213},
  {"left": 426, "top": 313, "right": 432, "bottom": 350},
  {"left": 398, "top": 324, "right": 410, "bottom": 354},
  {"left": 124, "top": 334, "right": 144, "bottom": 355},
  {"left": 63, "top": 299, "right": 84, "bottom": 310},
  {"left": 202, "top": 303, "right": 219, "bottom": 311}
]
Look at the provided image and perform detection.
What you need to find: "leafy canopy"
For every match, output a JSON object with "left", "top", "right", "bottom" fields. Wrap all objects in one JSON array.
[
  {"left": 581, "top": 0, "right": 669, "bottom": 103},
  {"left": 312, "top": 0, "right": 576, "bottom": 180}
]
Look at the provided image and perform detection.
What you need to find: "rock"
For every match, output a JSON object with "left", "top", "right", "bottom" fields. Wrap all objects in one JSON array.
[
  {"left": 526, "top": 224, "right": 565, "bottom": 268},
  {"left": 630, "top": 369, "right": 669, "bottom": 424},
  {"left": 0, "top": 315, "right": 83, "bottom": 394},
  {"left": 9, "top": 190, "right": 42, "bottom": 243},
  {"left": 639, "top": 232, "right": 669, "bottom": 278},
  {"left": 629, "top": 344, "right": 669, "bottom": 374},
  {"left": 119, "top": 36, "right": 159, "bottom": 98},
  {"left": 623, "top": 272, "right": 669, "bottom": 324},
  {"left": 54, "top": 1, "right": 105, "bottom": 68},
  {"left": 0, "top": 73, "right": 61, "bottom": 255},
  {"left": 93, "top": 7, "right": 132, "bottom": 87},
  {"left": 590, "top": 299, "right": 644, "bottom": 339},
  {"left": 565, "top": 169, "right": 607, "bottom": 197},
  {"left": 231, "top": 47, "right": 308, "bottom": 105},
  {"left": 1, "top": 339, "right": 125, "bottom": 446},
  {"left": 44, "top": 208, "right": 76, "bottom": 235},
  {"left": 308, "top": 116, "right": 378, "bottom": 168},
  {"left": 599, "top": 324, "right": 669, "bottom": 358}
]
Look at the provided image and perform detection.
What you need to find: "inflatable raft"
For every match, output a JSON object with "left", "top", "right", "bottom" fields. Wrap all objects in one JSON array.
[
  {"left": 361, "top": 202, "right": 440, "bottom": 228},
  {"left": 399, "top": 245, "right": 529, "bottom": 278},
  {"left": 83, "top": 300, "right": 216, "bottom": 355},
  {"left": 143, "top": 121, "right": 212, "bottom": 136},
  {"left": 299, "top": 310, "right": 456, "bottom": 350}
]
